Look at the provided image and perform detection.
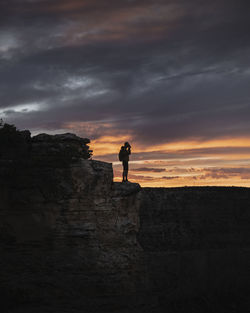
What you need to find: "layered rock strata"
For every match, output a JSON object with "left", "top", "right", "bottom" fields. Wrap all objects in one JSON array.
[{"left": 0, "top": 127, "right": 145, "bottom": 312}]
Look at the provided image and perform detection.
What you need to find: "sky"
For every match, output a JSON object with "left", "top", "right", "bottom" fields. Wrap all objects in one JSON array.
[{"left": 1, "top": 0, "right": 250, "bottom": 187}]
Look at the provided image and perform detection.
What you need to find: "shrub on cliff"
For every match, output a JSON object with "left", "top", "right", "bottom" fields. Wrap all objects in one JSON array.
[{"left": 0, "top": 122, "right": 31, "bottom": 160}]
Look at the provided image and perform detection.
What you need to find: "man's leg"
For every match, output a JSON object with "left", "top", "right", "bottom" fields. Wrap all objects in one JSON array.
[
  {"left": 125, "top": 161, "right": 129, "bottom": 181},
  {"left": 122, "top": 161, "right": 126, "bottom": 182},
  {"left": 124, "top": 170, "right": 128, "bottom": 181}
]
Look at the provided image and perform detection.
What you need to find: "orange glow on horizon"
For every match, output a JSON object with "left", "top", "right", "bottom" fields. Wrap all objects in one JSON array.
[
  {"left": 137, "top": 137, "right": 250, "bottom": 153},
  {"left": 92, "top": 135, "right": 250, "bottom": 156},
  {"left": 90, "top": 134, "right": 250, "bottom": 188},
  {"left": 63, "top": 123, "right": 250, "bottom": 187}
]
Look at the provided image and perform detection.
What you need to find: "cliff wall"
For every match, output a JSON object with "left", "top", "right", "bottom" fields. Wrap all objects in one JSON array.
[
  {"left": 0, "top": 130, "right": 145, "bottom": 312},
  {"left": 1, "top": 127, "right": 250, "bottom": 312},
  {"left": 139, "top": 187, "right": 250, "bottom": 312}
]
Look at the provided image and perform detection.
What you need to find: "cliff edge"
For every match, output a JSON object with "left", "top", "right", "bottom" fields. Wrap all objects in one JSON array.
[
  {"left": 0, "top": 128, "right": 145, "bottom": 312},
  {"left": 1, "top": 127, "right": 250, "bottom": 312}
]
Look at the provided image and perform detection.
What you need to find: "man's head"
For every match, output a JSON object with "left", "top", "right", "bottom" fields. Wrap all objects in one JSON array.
[{"left": 124, "top": 142, "right": 131, "bottom": 148}]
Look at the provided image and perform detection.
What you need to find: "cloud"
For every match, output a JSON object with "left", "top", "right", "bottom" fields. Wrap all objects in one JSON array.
[
  {"left": 161, "top": 176, "right": 180, "bottom": 180},
  {"left": 195, "top": 167, "right": 250, "bottom": 180},
  {"left": 0, "top": 0, "right": 250, "bottom": 149},
  {"left": 132, "top": 167, "right": 166, "bottom": 173},
  {"left": 95, "top": 145, "right": 250, "bottom": 163}
]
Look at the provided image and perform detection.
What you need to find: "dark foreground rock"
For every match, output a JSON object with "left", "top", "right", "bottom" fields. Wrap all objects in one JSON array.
[
  {"left": 0, "top": 123, "right": 92, "bottom": 161},
  {"left": 139, "top": 187, "right": 250, "bottom": 312},
  {"left": 0, "top": 159, "right": 146, "bottom": 312},
  {"left": 0, "top": 128, "right": 250, "bottom": 312}
]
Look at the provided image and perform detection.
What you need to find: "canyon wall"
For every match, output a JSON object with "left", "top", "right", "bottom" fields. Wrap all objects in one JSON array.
[
  {"left": 1, "top": 128, "right": 250, "bottom": 312},
  {"left": 139, "top": 187, "right": 250, "bottom": 312},
  {"left": 0, "top": 131, "right": 146, "bottom": 312}
]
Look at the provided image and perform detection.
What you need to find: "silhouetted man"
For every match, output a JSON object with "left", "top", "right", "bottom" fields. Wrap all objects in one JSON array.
[{"left": 119, "top": 142, "right": 131, "bottom": 182}]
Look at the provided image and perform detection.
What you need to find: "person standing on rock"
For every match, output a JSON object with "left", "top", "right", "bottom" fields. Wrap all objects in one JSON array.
[{"left": 119, "top": 142, "right": 131, "bottom": 182}]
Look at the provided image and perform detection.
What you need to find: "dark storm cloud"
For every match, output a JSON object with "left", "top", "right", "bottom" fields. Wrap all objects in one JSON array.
[{"left": 1, "top": 0, "right": 250, "bottom": 143}]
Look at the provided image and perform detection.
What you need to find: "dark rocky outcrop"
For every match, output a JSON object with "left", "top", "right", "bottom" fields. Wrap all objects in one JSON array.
[
  {"left": 1, "top": 127, "right": 250, "bottom": 312},
  {"left": 0, "top": 127, "right": 145, "bottom": 312},
  {"left": 0, "top": 123, "right": 92, "bottom": 162},
  {"left": 32, "top": 132, "right": 92, "bottom": 161}
]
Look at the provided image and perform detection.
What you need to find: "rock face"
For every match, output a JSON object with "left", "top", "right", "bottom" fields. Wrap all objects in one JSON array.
[
  {"left": 0, "top": 127, "right": 145, "bottom": 312},
  {"left": 0, "top": 123, "right": 92, "bottom": 161},
  {"left": 1, "top": 127, "right": 250, "bottom": 312},
  {"left": 32, "top": 132, "right": 92, "bottom": 160},
  {"left": 139, "top": 187, "right": 250, "bottom": 312}
]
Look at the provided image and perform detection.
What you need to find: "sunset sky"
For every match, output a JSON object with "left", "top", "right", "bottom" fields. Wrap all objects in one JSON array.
[{"left": 1, "top": 0, "right": 250, "bottom": 187}]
